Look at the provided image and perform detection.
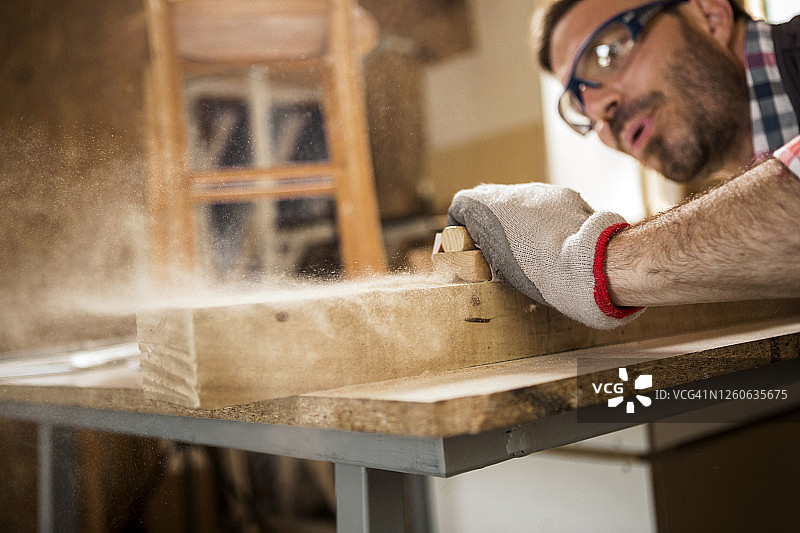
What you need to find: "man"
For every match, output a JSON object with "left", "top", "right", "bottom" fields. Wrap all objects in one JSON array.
[{"left": 448, "top": 0, "right": 800, "bottom": 329}]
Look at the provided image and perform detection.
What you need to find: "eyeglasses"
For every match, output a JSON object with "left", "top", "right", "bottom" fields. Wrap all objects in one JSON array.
[{"left": 558, "top": 0, "right": 688, "bottom": 135}]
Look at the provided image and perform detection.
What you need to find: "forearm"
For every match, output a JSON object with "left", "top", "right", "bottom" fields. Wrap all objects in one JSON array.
[{"left": 606, "top": 158, "right": 800, "bottom": 307}]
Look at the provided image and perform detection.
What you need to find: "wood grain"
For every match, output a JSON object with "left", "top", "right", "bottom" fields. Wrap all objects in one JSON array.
[
  {"left": 440, "top": 226, "right": 476, "bottom": 252},
  {"left": 292, "top": 318, "right": 800, "bottom": 437},
  {"left": 431, "top": 250, "right": 492, "bottom": 282},
  {"left": 137, "top": 278, "right": 800, "bottom": 408},
  {"left": 5, "top": 318, "right": 800, "bottom": 439},
  {"left": 432, "top": 226, "right": 490, "bottom": 282}
]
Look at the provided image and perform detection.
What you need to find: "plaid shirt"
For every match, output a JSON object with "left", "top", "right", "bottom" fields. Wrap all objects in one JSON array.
[
  {"left": 744, "top": 19, "right": 800, "bottom": 179},
  {"left": 775, "top": 134, "right": 800, "bottom": 177}
]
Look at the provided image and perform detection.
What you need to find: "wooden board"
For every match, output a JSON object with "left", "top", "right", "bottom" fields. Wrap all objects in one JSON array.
[
  {"left": 5, "top": 318, "right": 800, "bottom": 440},
  {"left": 171, "top": 0, "right": 379, "bottom": 63},
  {"left": 291, "top": 318, "right": 800, "bottom": 437},
  {"left": 137, "top": 276, "right": 800, "bottom": 408}
]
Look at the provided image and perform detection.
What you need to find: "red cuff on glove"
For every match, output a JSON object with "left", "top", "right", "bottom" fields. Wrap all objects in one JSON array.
[{"left": 593, "top": 223, "right": 643, "bottom": 319}]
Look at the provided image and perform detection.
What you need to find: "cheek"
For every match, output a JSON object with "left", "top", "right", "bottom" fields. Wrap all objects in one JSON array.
[
  {"left": 595, "top": 122, "right": 619, "bottom": 149},
  {"left": 619, "top": 59, "right": 665, "bottom": 99},
  {"left": 618, "top": 25, "right": 679, "bottom": 94}
]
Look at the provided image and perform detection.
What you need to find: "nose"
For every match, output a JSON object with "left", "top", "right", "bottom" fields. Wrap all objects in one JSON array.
[{"left": 580, "top": 82, "right": 623, "bottom": 129}]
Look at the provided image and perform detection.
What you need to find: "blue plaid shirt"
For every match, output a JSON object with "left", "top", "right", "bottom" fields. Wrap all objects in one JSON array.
[{"left": 745, "top": 19, "right": 800, "bottom": 157}]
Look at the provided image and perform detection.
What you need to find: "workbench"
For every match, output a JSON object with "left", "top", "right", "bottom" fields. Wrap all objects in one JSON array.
[{"left": 2, "top": 314, "right": 800, "bottom": 532}]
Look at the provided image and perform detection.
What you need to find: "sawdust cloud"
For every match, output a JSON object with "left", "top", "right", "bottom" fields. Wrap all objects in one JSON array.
[
  {"left": 143, "top": 270, "right": 452, "bottom": 310},
  {"left": 0, "top": 125, "right": 449, "bottom": 354},
  {"left": 0, "top": 125, "right": 152, "bottom": 353}
]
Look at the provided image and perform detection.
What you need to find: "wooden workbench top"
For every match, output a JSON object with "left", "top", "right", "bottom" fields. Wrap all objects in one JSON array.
[{"left": 2, "top": 315, "right": 799, "bottom": 439}]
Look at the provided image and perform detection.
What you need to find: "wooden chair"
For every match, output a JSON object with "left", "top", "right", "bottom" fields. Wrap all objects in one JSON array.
[{"left": 144, "top": 0, "right": 387, "bottom": 282}]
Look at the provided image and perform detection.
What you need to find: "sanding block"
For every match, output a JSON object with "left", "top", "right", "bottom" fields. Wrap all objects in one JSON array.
[{"left": 431, "top": 226, "right": 492, "bottom": 283}]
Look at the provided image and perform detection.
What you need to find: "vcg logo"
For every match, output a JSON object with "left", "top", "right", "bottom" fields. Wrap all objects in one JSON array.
[{"left": 592, "top": 368, "right": 653, "bottom": 414}]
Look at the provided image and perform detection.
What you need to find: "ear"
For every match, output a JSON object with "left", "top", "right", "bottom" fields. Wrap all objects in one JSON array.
[{"left": 690, "top": 0, "right": 735, "bottom": 46}]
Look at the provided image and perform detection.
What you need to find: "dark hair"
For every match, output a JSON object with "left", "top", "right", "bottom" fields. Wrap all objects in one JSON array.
[{"left": 533, "top": 0, "right": 751, "bottom": 73}]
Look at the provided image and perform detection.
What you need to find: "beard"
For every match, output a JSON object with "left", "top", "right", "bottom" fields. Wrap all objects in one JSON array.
[{"left": 610, "top": 16, "right": 749, "bottom": 183}]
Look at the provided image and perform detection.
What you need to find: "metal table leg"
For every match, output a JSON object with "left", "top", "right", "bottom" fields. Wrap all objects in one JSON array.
[
  {"left": 405, "top": 473, "right": 432, "bottom": 533},
  {"left": 38, "top": 424, "right": 78, "bottom": 533},
  {"left": 335, "top": 464, "right": 431, "bottom": 532}
]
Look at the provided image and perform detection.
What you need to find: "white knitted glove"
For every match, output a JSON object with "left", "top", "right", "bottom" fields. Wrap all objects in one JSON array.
[{"left": 447, "top": 182, "right": 644, "bottom": 330}]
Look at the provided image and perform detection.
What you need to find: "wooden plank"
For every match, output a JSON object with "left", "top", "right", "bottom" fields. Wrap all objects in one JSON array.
[
  {"left": 170, "top": 0, "right": 379, "bottom": 63},
  {"left": 324, "top": 0, "right": 387, "bottom": 275},
  {"left": 292, "top": 318, "right": 800, "bottom": 437},
  {"left": 136, "top": 276, "right": 800, "bottom": 408},
  {"left": 189, "top": 178, "right": 336, "bottom": 203},
  {"left": 189, "top": 162, "right": 339, "bottom": 185},
  {"left": 5, "top": 318, "right": 800, "bottom": 440},
  {"left": 145, "top": 0, "right": 196, "bottom": 280}
]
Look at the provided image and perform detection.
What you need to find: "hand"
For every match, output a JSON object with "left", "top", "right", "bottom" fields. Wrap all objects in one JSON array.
[{"left": 447, "top": 182, "right": 644, "bottom": 329}]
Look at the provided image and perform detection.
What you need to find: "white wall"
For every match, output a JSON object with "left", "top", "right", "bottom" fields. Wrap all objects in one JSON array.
[
  {"left": 763, "top": 0, "right": 798, "bottom": 22},
  {"left": 424, "top": 0, "right": 541, "bottom": 150}
]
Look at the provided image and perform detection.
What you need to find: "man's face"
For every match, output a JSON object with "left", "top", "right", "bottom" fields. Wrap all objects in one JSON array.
[{"left": 550, "top": 0, "right": 749, "bottom": 183}]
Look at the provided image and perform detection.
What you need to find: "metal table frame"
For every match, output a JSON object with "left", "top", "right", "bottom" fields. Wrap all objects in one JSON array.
[{"left": 3, "top": 357, "right": 800, "bottom": 532}]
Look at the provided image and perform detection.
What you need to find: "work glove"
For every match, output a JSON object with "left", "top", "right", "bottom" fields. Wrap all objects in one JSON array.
[{"left": 447, "top": 182, "right": 644, "bottom": 330}]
